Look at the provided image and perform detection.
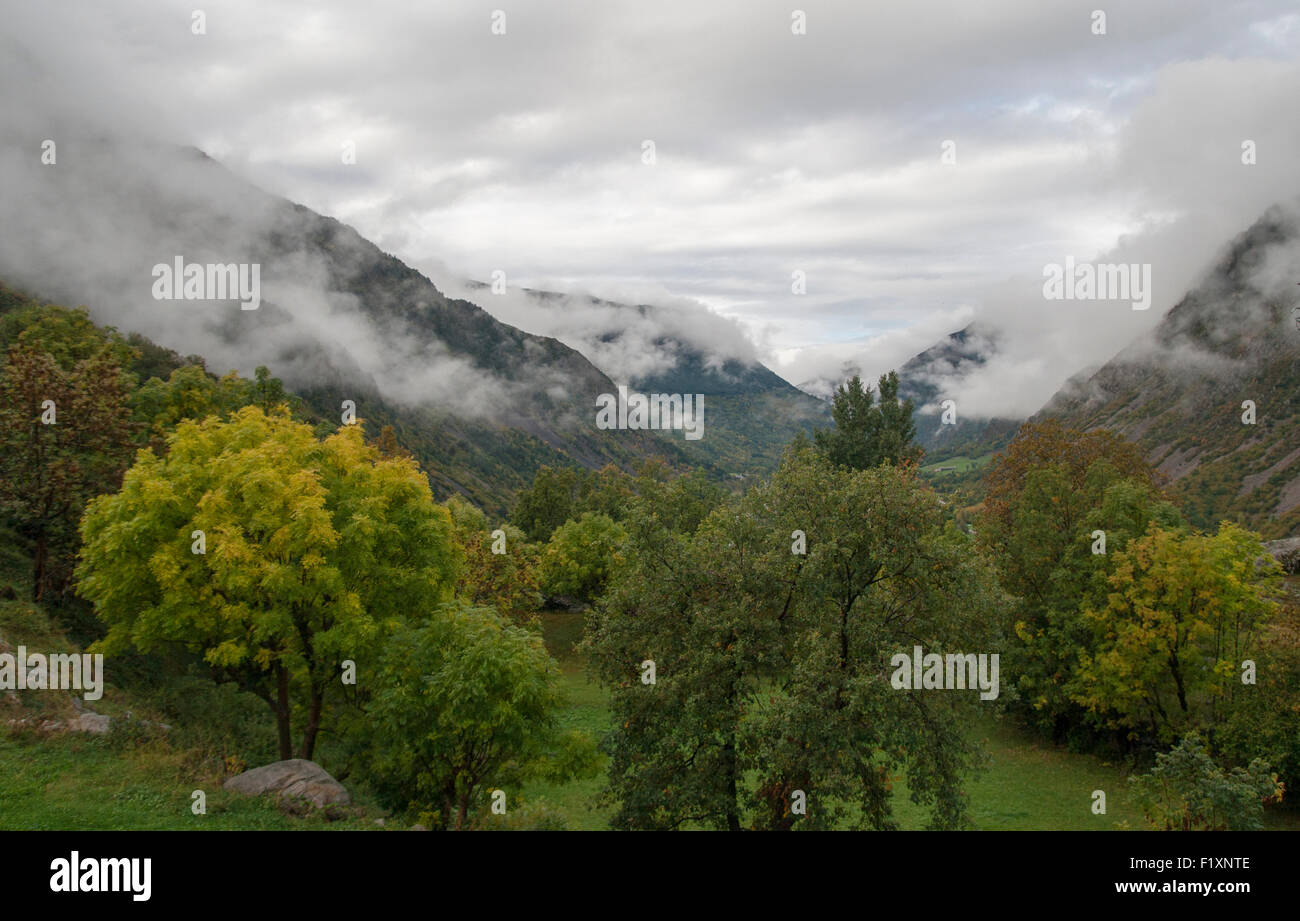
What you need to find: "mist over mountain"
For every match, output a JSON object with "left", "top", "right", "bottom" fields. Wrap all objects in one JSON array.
[
  {"left": 894, "top": 324, "right": 1021, "bottom": 455},
  {"left": 1041, "top": 202, "right": 1300, "bottom": 537},
  {"left": 0, "top": 135, "right": 710, "bottom": 513},
  {"left": 795, "top": 323, "right": 1020, "bottom": 458},
  {"left": 4, "top": 2, "right": 1299, "bottom": 518},
  {"left": 455, "top": 283, "right": 831, "bottom": 473}
]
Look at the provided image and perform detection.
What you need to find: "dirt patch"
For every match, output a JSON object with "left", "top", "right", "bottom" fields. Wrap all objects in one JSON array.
[
  {"left": 1276, "top": 473, "right": 1300, "bottom": 516},
  {"left": 1155, "top": 445, "right": 1202, "bottom": 481},
  {"left": 1241, "top": 445, "right": 1300, "bottom": 498}
]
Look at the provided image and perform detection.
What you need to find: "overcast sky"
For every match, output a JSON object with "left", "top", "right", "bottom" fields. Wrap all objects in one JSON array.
[{"left": 5, "top": 0, "right": 1300, "bottom": 415}]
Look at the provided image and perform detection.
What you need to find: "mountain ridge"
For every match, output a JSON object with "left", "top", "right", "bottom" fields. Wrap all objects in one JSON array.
[{"left": 1037, "top": 203, "right": 1300, "bottom": 538}]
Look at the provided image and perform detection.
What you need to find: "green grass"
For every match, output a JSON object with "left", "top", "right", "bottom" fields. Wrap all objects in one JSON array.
[
  {"left": 529, "top": 611, "right": 1143, "bottom": 830},
  {"left": 0, "top": 732, "right": 381, "bottom": 830},
  {"left": 521, "top": 611, "right": 1300, "bottom": 831},
  {"left": 921, "top": 453, "right": 994, "bottom": 475},
  {"left": 520, "top": 610, "right": 614, "bottom": 830},
  {"left": 890, "top": 714, "right": 1146, "bottom": 830},
  {"left": 3, "top": 605, "right": 1295, "bottom": 831}
]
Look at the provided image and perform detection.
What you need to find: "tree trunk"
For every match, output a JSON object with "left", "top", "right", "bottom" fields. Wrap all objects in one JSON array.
[
  {"left": 32, "top": 530, "right": 47, "bottom": 602},
  {"left": 723, "top": 737, "right": 742, "bottom": 831},
  {"left": 1169, "top": 653, "right": 1189, "bottom": 714},
  {"left": 299, "top": 680, "right": 323, "bottom": 760},
  {"left": 441, "top": 790, "right": 456, "bottom": 831},
  {"left": 275, "top": 665, "right": 292, "bottom": 760}
]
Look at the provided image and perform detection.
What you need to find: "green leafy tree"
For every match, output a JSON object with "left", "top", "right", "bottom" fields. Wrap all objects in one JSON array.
[
  {"left": 537, "top": 512, "right": 626, "bottom": 604},
  {"left": 250, "top": 365, "right": 290, "bottom": 411},
  {"left": 510, "top": 465, "right": 582, "bottom": 542},
  {"left": 981, "top": 419, "right": 1157, "bottom": 533},
  {"left": 0, "top": 341, "right": 136, "bottom": 601},
  {"left": 130, "top": 365, "right": 257, "bottom": 440},
  {"left": 586, "top": 443, "right": 1002, "bottom": 830},
  {"left": 363, "top": 604, "right": 598, "bottom": 829},
  {"left": 1130, "top": 732, "right": 1282, "bottom": 831},
  {"left": 0, "top": 302, "right": 136, "bottom": 370},
  {"left": 446, "top": 494, "right": 541, "bottom": 624},
  {"left": 977, "top": 421, "right": 1176, "bottom": 744},
  {"left": 625, "top": 465, "right": 726, "bottom": 535},
  {"left": 1218, "top": 597, "right": 1300, "bottom": 794},
  {"left": 813, "top": 371, "right": 922, "bottom": 470},
  {"left": 573, "top": 463, "right": 636, "bottom": 521},
  {"left": 77, "top": 405, "right": 458, "bottom": 759},
  {"left": 1073, "top": 523, "right": 1282, "bottom": 741}
]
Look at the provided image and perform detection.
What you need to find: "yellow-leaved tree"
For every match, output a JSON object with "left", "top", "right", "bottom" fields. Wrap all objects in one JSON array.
[
  {"left": 77, "top": 405, "right": 458, "bottom": 760},
  {"left": 1072, "top": 522, "right": 1282, "bottom": 742}
]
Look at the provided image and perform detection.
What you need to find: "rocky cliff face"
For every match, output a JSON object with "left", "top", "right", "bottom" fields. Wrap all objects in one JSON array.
[{"left": 1038, "top": 204, "right": 1300, "bottom": 538}]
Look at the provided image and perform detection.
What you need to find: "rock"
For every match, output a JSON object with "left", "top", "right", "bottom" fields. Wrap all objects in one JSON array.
[
  {"left": 8, "top": 711, "right": 112, "bottom": 734},
  {"left": 7, "top": 717, "right": 66, "bottom": 732},
  {"left": 69, "top": 713, "right": 111, "bottom": 734},
  {"left": 224, "top": 759, "right": 351, "bottom": 808},
  {"left": 409, "top": 824, "right": 427, "bottom": 831},
  {"left": 374, "top": 818, "right": 385, "bottom": 827},
  {"left": 276, "top": 793, "right": 313, "bottom": 817},
  {"left": 1265, "top": 538, "right": 1300, "bottom": 575}
]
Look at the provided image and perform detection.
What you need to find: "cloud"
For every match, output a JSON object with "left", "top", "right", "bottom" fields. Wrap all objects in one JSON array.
[
  {"left": 1, "top": 0, "right": 1298, "bottom": 421},
  {"left": 905, "top": 56, "right": 1300, "bottom": 419},
  {"left": 0, "top": 133, "right": 523, "bottom": 418},
  {"left": 436, "top": 278, "right": 762, "bottom": 384}
]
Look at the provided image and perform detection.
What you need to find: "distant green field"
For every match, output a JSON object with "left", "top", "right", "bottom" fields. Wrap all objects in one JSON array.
[{"left": 920, "top": 453, "right": 994, "bottom": 476}]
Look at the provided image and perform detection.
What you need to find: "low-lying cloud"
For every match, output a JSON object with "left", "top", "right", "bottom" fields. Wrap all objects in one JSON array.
[{"left": 2, "top": 0, "right": 1298, "bottom": 423}]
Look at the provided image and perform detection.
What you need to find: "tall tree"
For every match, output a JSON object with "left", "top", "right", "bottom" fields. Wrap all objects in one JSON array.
[
  {"left": 537, "top": 512, "right": 626, "bottom": 605},
  {"left": 813, "top": 371, "right": 922, "bottom": 470},
  {"left": 510, "top": 465, "right": 582, "bottom": 542},
  {"left": 1073, "top": 522, "right": 1281, "bottom": 741},
  {"left": 586, "top": 444, "right": 1001, "bottom": 830},
  {"left": 981, "top": 419, "right": 1156, "bottom": 536},
  {"left": 0, "top": 341, "right": 135, "bottom": 601},
  {"left": 446, "top": 494, "right": 541, "bottom": 624},
  {"left": 129, "top": 364, "right": 267, "bottom": 446},
  {"left": 977, "top": 421, "right": 1175, "bottom": 744},
  {"left": 78, "top": 406, "right": 459, "bottom": 759}
]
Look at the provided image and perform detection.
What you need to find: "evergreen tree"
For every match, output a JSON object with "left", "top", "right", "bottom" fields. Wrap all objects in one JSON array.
[{"left": 814, "top": 371, "right": 922, "bottom": 469}]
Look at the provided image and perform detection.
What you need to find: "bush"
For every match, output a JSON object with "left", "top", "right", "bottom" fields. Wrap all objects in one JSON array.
[
  {"left": 536, "top": 512, "right": 626, "bottom": 605},
  {"left": 1129, "top": 733, "right": 1282, "bottom": 831},
  {"left": 360, "top": 604, "right": 597, "bottom": 829}
]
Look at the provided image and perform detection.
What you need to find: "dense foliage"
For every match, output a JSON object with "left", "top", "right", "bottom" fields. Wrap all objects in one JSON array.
[
  {"left": 586, "top": 445, "right": 1002, "bottom": 829},
  {"left": 2, "top": 279, "right": 1296, "bottom": 833},
  {"left": 78, "top": 407, "right": 460, "bottom": 759},
  {"left": 362, "top": 604, "right": 597, "bottom": 829}
]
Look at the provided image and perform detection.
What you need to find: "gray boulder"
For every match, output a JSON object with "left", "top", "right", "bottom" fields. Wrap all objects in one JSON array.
[
  {"left": 224, "top": 758, "right": 351, "bottom": 808},
  {"left": 1265, "top": 538, "right": 1300, "bottom": 575},
  {"left": 70, "top": 712, "right": 111, "bottom": 734}
]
